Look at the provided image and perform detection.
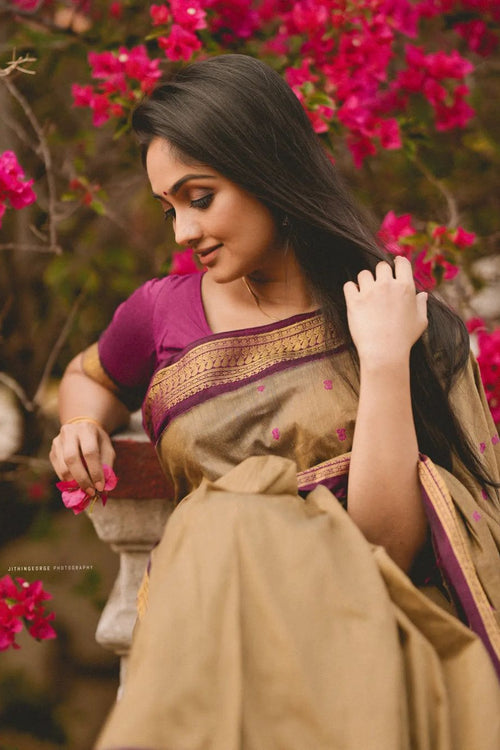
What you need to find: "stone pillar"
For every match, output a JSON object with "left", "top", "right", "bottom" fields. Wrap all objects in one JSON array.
[{"left": 86, "top": 413, "right": 174, "bottom": 695}]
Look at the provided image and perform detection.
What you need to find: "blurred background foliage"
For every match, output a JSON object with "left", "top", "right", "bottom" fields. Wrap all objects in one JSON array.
[{"left": 0, "top": 0, "right": 499, "bottom": 747}]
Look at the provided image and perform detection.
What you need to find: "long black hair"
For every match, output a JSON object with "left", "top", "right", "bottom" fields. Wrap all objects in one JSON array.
[{"left": 132, "top": 53, "right": 495, "bottom": 489}]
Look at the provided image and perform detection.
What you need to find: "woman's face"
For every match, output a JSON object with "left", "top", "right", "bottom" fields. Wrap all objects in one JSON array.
[{"left": 146, "top": 138, "right": 286, "bottom": 283}]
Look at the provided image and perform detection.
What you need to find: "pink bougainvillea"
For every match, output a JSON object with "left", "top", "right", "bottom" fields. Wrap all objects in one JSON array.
[
  {"left": 158, "top": 23, "right": 203, "bottom": 61},
  {"left": 170, "top": 247, "right": 200, "bottom": 275},
  {"left": 0, "top": 575, "right": 56, "bottom": 651},
  {"left": 67, "top": 0, "right": 500, "bottom": 166},
  {"left": 0, "top": 150, "right": 36, "bottom": 227},
  {"left": 56, "top": 464, "right": 118, "bottom": 514},
  {"left": 467, "top": 319, "right": 500, "bottom": 424},
  {"left": 379, "top": 212, "right": 475, "bottom": 290},
  {"left": 72, "top": 46, "right": 161, "bottom": 126}
]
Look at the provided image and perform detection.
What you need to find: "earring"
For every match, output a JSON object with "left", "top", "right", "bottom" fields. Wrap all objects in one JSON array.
[{"left": 282, "top": 215, "right": 289, "bottom": 227}]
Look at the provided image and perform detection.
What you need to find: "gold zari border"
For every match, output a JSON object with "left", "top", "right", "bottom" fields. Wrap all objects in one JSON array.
[
  {"left": 297, "top": 453, "right": 351, "bottom": 488},
  {"left": 81, "top": 342, "right": 120, "bottom": 395},
  {"left": 145, "top": 315, "right": 341, "bottom": 426},
  {"left": 418, "top": 458, "right": 500, "bottom": 659}
]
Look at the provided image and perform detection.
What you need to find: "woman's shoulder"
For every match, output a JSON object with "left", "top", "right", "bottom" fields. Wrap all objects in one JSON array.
[
  {"left": 122, "top": 271, "right": 202, "bottom": 322},
  {"left": 144, "top": 272, "right": 210, "bottom": 346},
  {"left": 137, "top": 271, "right": 203, "bottom": 302}
]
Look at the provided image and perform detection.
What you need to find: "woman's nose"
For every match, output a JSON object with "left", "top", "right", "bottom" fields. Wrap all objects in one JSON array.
[{"left": 173, "top": 213, "right": 202, "bottom": 247}]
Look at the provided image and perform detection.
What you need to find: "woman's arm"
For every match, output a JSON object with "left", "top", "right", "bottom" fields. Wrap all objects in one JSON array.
[
  {"left": 50, "top": 352, "right": 130, "bottom": 496},
  {"left": 344, "top": 256, "right": 428, "bottom": 571}
]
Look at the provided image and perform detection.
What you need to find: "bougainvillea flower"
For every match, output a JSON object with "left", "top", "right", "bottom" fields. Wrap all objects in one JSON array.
[
  {"left": 0, "top": 576, "right": 56, "bottom": 650},
  {"left": 171, "top": 0, "right": 207, "bottom": 32},
  {"left": 158, "top": 24, "right": 202, "bottom": 61},
  {"left": 466, "top": 317, "right": 486, "bottom": 335},
  {"left": 0, "top": 151, "right": 36, "bottom": 227},
  {"left": 452, "top": 226, "right": 476, "bottom": 248},
  {"left": 171, "top": 247, "right": 199, "bottom": 275},
  {"left": 151, "top": 3, "right": 170, "bottom": 25},
  {"left": 0, "top": 600, "right": 23, "bottom": 650},
  {"left": 379, "top": 211, "right": 416, "bottom": 255},
  {"left": 56, "top": 464, "right": 118, "bottom": 514},
  {"left": 28, "top": 613, "right": 56, "bottom": 641},
  {"left": 475, "top": 325, "right": 500, "bottom": 424}
]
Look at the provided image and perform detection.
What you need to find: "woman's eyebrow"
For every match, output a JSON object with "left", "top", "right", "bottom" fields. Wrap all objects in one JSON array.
[{"left": 152, "top": 173, "right": 214, "bottom": 199}]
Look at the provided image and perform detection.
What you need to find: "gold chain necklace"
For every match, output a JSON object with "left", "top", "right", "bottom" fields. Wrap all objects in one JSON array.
[{"left": 241, "top": 276, "right": 281, "bottom": 322}]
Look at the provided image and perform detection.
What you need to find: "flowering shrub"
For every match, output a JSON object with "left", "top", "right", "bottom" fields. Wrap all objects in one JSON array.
[
  {"left": 0, "top": 150, "right": 36, "bottom": 228},
  {"left": 72, "top": 46, "right": 162, "bottom": 127},
  {"left": 56, "top": 464, "right": 118, "bottom": 514},
  {"left": 379, "top": 211, "right": 475, "bottom": 290},
  {"left": 0, "top": 575, "right": 56, "bottom": 651},
  {"left": 467, "top": 319, "right": 500, "bottom": 424},
  {"left": 68, "top": 0, "right": 500, "bottom": 167}
]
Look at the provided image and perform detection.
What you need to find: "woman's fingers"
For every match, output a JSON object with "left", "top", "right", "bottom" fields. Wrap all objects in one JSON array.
[
  {"left": 100, "top": 438, "right": 116, "bottom": 476},
  {"left": 49, "top": 436, "right": 70, "bottom": 481},
  {"left": 343, "top": 256, "right": 428, "bottom": 363},
  {"left": 356, "top": 268, "right": 376, "bottom": 289},
  {"left": 393, "top": 255, "right": 415, "bottom": 283},
  {"left": 374, "top": 260, "right": 394, "bottom": 280},
  {"left": 416, "top": 291, "right": 429, "bottom": 329},
  {"left": 50, "top": 422, "right": 115, "bottom": 494}
]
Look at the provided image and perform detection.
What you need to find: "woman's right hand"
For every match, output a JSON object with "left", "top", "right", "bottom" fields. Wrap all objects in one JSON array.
[{"left": 50, "top": 420, "right": 116, "bottom": 496}]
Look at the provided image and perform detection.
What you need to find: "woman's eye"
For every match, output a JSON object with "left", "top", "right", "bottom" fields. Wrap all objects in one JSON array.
[
  {"left": 191, "top": 194, "right": 213, "bottom": 210},
  {"left": 163, "top": 193, "right": 213, "bottom": 222}
]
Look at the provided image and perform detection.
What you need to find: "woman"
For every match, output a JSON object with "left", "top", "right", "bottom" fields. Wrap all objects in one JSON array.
[{"left": 50, "top": 55, "right": 500, "bottom": 749}]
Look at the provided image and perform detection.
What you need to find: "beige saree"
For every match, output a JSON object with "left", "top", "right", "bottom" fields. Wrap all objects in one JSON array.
[{"left": 85, "top": 311, "right": 500, "bottom": 750}]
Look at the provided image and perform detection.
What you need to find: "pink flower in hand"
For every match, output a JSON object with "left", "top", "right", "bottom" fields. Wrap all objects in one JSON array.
[{"left": 56, "top": 465, "right": 118, "bottom": 515}]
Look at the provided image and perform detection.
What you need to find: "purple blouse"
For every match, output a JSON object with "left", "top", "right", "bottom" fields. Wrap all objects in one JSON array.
[{"left": 98, "top": 273, "right": 208, "bottom": 406}]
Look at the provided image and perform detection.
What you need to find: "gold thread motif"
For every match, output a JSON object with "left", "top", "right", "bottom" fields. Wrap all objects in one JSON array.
[
  {"left": 297, "top": 453, "right": 351, "bottom": 488},
  {"left": 418, "top": 457, "right": 500, "bottom": 657},
  {"left": 136, "top": 569, "right": 149, "bottom": 622},
  {"left": 144, "top": 315, "right": 342, "bottom": 433},
  {"left": 81, "top": 343, "right": 120, "bottom": 395}
]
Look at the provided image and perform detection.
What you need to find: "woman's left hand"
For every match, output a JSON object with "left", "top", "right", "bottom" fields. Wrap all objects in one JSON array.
[{"left": 343, "top": 256, "right": 428, "bottom": 366}]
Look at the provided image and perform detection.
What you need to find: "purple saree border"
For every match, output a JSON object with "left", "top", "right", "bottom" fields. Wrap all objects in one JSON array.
[
  {"left": 166, "top": 309, "right": 322, "bottom": 368},
  {"left": 419, "top": 457, "right": 500, "bottom": 679},
  {"left": 151, "top": 346, "right": 343, "bottom": 444},
  {"left": 297, "top": 454, "right": 351, "bottom": 491}
]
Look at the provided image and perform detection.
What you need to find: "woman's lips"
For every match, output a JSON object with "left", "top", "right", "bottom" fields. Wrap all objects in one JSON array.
[{"left": 197, "top": 244, "right": 221, "bottom": 265}]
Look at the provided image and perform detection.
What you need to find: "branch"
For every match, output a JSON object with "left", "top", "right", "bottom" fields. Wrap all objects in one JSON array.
[
  {"left": 0, "top": 242, "right": 61, "bottom": 253},
  {"left": 0, "top": 52, "right": 36, "bottom": 78},
  {"left": 412, "top": 156, "right": 460, "bottom": 229},
  {"left": 33, "top": 281, "right": 90, "bottom": 407},
  {"left": 2, "top": 76, "right": 61, "bottom": 252}
]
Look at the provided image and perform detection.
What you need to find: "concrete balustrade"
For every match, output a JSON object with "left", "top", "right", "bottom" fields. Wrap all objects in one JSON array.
[{"left": 86, "top": 413, "right": 174, "bottom": 694}]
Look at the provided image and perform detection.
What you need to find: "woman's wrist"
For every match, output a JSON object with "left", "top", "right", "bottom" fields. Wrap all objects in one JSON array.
[
  {"left": 62, "top": 416, "right": 104, "bottom": 430},
  {"left": 358, "top": 350, "right": 411, "bottom": 376}
]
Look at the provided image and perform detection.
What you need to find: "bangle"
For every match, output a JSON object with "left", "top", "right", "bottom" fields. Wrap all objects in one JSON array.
[{"left": 63, "top": 416, "right": 103, "bottom": 429}]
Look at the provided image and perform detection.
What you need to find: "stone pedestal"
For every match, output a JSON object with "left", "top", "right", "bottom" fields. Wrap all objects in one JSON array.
[{"left": 86, "top": 414, "right": 174, "bottom": 694}]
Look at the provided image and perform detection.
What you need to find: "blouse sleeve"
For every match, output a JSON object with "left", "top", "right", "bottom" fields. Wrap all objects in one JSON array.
[{"left": 81, "top": 279, "right": 163, "bottom": 411}]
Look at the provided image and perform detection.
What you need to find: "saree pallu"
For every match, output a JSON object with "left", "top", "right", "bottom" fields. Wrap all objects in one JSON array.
[{"left": 88, "top": 312, "right": 500, "bottom": 750}]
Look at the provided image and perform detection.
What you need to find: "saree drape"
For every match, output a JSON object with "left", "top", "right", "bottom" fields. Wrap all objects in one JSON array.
[{"left": 82, "top": 311, "right": 500, "bottom": 750}]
